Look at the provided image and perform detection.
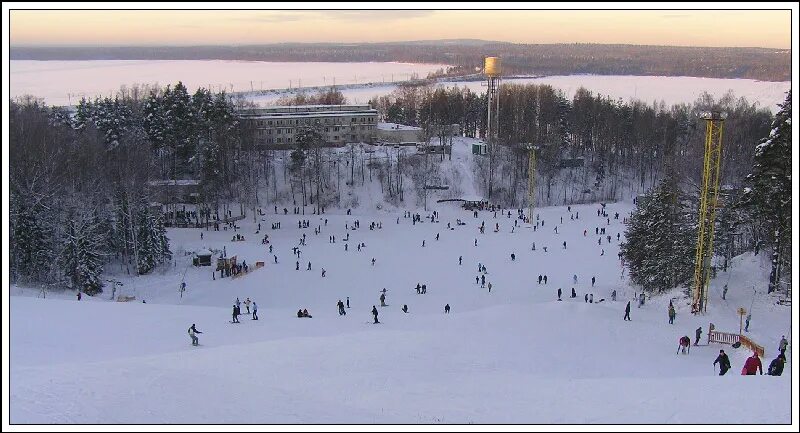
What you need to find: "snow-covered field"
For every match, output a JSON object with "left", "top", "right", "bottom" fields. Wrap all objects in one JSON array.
[
  {"left": 9, "top": 60, "right": 448, "bottom": 106},
  {"left": 247, "top": 75, "right": 792, "bottom": 113},
  {"left": 10, "top": 195, "right": 792, "bottom": 423}
]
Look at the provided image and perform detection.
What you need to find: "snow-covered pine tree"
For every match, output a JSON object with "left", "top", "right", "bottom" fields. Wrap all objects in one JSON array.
[
  {"left": 713, "top": 188, "right": 743, "bottom": 272},
  {"left": 621, "top": 178, "right": 695, "bottom": 293},
  {"left": 165, "top": 81, "right": 197, "bottom": 176},
  {"left": 135, "top": 198, "right": 172, "bottom": 275},
  {"left": 60, "top": 212, "right": 106, "bottom": 295},
  {"left": 741, "top": 90, "right": 791, "bottom": 294},
  {"left": 9, "top": 190, "right": 55, "bottom": 283},
  {"left": 135, "top": 204, "right": 157, "bottom": 275},
  {"left": 73, "top": 97, "right": 93, "bottom": 131},
  {"left": 143, "top": 90, "right": 167, "bottom": 150}
]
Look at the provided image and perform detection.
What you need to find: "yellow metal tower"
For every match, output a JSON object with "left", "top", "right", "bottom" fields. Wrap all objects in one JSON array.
[{"left": 692, "top": 111, "right": 726, "bottom": 314}]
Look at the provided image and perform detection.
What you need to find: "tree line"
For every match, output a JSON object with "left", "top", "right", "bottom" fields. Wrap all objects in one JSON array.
[{"left": 12, "top": 41, "right": 790, "bottom": 81}]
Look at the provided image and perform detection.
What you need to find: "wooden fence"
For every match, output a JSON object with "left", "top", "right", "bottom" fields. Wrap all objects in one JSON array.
[{"left": 707, "top": 325, "right": 765, "bottom": 358}]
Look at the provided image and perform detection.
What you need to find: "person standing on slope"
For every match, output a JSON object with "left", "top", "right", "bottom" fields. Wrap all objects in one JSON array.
[
  {"left": 767, "top": 354, "right": 785, "bottom": 376},
  {"left": 779, "top": 336, "right": 788, "bottom": 357},
  {"left": 188, "top": 324, "right": 202, "bottom": 346},
  {"left": 624, "top": 301, "right": 631, "bottom": 321},
  {"left": 252, "top": 302, "right": 258, "bottom": 320},
  {"left": 232, "top": 304, "right": 240, "bottom": 323},
  {"left": 372, "top": 305, "right": 380, "bottom": 324},
  {"left": 713, "top": 349, "right": 731, "bottom": 375},
  {"left": 742, "top": 352, "right": 763, "bottom": 375},
  {"left": 694, "top": 326, "right": 703, "bottom": 346},
  {"left": 668, "top": 303, "right": 676, "bottom": 324}
]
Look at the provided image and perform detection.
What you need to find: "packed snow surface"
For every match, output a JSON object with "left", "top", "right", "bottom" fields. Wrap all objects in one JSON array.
[{"left": 10, "top": 199, "right": 791, "bottom": 424}]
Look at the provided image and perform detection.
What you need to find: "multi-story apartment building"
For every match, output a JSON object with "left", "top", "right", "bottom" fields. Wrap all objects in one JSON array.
[{"left": 238, "top": 105, "right": 378, "bottom": 148}]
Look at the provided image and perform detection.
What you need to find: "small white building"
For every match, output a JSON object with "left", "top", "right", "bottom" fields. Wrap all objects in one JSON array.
[{"left": 375, "top": 122, "right": 423, "bottom": 146}]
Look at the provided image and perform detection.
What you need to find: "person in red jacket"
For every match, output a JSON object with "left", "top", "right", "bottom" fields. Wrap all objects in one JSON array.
[{"left": 741, "top": 351, "right": 763, "bottom": 375}]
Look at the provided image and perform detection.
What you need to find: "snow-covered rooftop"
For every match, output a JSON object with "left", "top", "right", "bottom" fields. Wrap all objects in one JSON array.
[{"left": 377, "top": 122, "right": 422, "bottom": 131}]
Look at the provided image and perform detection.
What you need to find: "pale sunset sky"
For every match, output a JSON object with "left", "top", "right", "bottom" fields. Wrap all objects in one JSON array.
[{"left": 9, "top": 8, "right": 792, "bottom": 49}]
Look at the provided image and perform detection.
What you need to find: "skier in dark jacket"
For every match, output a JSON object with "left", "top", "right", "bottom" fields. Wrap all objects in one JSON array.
[
  {"left": 557, "top": 288, "right": 562, "bottom": 301},
  {"left": 571, "top": 287, "right": 576, "bottom": 298},
  {"left": 402, "top": 304, "right": 409, "bottom": 313},
  {"left": 624, "top": 301, "right": 631, "bottom": 321},
  {"left": 713, "top": 350, "right": 731, "bottom": 375},
  {"left": 232, "top": 305, "right": 240, "bottom": 323},
  {"left": 444, "top": 304, "right": 450, "bottom": 313},
  {"left": 372, "top": 305, "right": 380, "bottom": 324},
  {"left": 767, "top": 354, "right": 785, "bottom": 376},
  {"left": 694, "top": 327, "right": 703, "bottom": 346},
  {"left": 188, "top": 324, "right": 202, "bottom": 346},
  {"left": 678, "top": 336, "right": 691, "bottom": 354}
]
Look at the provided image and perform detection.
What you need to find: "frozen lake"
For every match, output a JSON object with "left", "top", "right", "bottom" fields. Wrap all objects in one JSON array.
[
  {"left": 10, "top": 60, "right": 790, "bottom": 112},
  {"left": 249, "top": 75, "right": 791, "bottom": 113},
  {"left": 10, "top": 60, "right": 449, "bottom": 106}
]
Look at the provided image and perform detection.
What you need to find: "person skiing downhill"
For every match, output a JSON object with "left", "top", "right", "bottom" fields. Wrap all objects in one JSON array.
[
  {"left": 713, "top": 350, "right": 731, "bottom": 375},
  {"left": 188, "top": 324, "right": 202, "bottom": 346},
  {"left": 624, "top": 301, "right": 631, "bottom": 321},
  {"left": 694, "top": 327, "right": 703, "bottom": 346}
]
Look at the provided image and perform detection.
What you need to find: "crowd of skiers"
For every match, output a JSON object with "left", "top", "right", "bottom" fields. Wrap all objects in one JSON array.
[{"left": 183, "top": 202, "right": 791, "bottom": 382}]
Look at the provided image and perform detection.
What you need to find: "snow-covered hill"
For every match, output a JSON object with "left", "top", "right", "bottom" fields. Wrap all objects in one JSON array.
[{"left": 10, "top": 201, "right": 791, "bottom": 423}]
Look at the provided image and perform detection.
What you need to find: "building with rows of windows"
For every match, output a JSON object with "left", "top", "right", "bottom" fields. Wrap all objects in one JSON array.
[{"left": 237, "top": 105, "right": 379, "bottom": 148}]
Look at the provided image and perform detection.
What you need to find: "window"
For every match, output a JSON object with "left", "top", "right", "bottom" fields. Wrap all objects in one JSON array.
[
  {"left": 334, "top": 136, "right": 339, "bottom": 141},
  {"left": 351, "top": 134, "right": 356, "bottom": 140},
  {"left": 267, "top": 129, "right": 272, "bottom": 135},
  {"left": 325, "top": 127, "right": 330, "bottom": 132},
  {"left": 334, "top": 127, "right": 339, "bottom": 132},
  {"left": 268, "top": 121, "right": 273, "bottom": 126},
  {"left": 277, "top": 138, "right": 282, "bottom": 143}
]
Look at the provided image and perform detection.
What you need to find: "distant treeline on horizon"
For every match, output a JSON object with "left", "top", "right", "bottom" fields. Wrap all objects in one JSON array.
[{"left": 11, "top": 40, "right": 790, "bottom": 82}]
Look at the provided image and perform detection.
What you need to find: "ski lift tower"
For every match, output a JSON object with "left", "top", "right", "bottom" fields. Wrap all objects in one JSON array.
[
  {"left": 692, "top": 111, "right": 726, "bottom": 314},
  {"left": 484, "top": 57, "right": 501, "bottom": 201}
]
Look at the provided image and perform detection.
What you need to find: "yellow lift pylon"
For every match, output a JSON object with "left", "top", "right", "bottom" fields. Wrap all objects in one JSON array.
[{"left": 692, "top": 111, "right": 726, "bottom": 314}]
